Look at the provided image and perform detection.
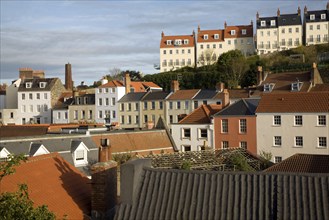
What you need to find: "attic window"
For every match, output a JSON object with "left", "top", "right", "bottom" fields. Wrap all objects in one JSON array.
[
  {"left": 231, "top": 30, "right": 236, "bottom": 35},
  {"left": 291, "top": 82, "right": 303, "bottom": 91},
  {"left": 75, "top": 150, "right": 85, "bottom": 160},
  {"left": 166, "top": 40, "right": 172, "bottom": 45},
  {"left": 241, "top": 29, "right": 247, "bottom": 35},
  {"left": 310, "top": 14, "right": 315, "bottom": 20},
  {"left": 39, "top": 82, "right": 47, "bottom": 88},
  {"left": 214, "top": 34, "right": 219, "bottom": 39},
  {"left": 204, "top": 34, "right": 208, "bottom": 40},
  {"left": 26, "top": 82, "right": 32, "bottom": 88},
  {"left": 271, "top": 20, "right": 276, "bottom": 26},
  {"left": 174, "top": 39, "right": 182, "bottom": 45},
  {"left": 261, "top": 21, "right": 266, "bottom": 26},
  {"left": 184, "top": 39, "right": 189, "bottom": 44},
  {"left": 321, "top": 14, "right": 326, "bottom": 19},
  {"left": 100, "top": 138, "right": 109, "bottom": 147},
  {"left": 264, "top": 83, "right": 275, "bottom": 92}
]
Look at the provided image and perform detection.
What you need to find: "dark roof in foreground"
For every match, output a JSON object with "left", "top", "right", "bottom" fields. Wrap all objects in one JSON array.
[
  {"left": 214, "top": 98, "right": 260, "bottom": 116},
  {"left": 118, "top": 92, "right": 146, "bottom": 102},
  {"left": 265, "top": 154, "right": 329, "bottom": 173},
  {"left": 115, "top": 168, "right": 329, "bottom": 220}
]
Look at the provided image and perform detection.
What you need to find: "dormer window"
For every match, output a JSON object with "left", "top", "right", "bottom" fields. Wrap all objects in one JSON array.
[
  {"left": 166, "top": 40, "right": 172, "bottom": 45},
  {"left": 214, "top": 34, "right": 219, "bottom": 39},
  {"left": 71, "top": 141, "right": 89, "bottom": 167},
  {"left": 241, "top": 29, "right": 246, "bottom": 35},
  {"left": 0, "top": 147, "right": 10, "bottom": 162},
  {"left": 174, "top": 39, "right": 182, "bottom": 45},
  {"left": 291, "top": 82, "right": 303, "bottom": 91},
  {"left": 261, "top": 21, "right": 266, "bottom": 27},
  {"left": 184, "top": 39, "right": 189, "bottom": 44},
  {"left": 310, "top": 14, "right": 315, "bottom": 20},
  {"left": 39, "top": 82, "right": 46, "bottom": 88},
  {"left": 231, "top": 30, "right": 236, "bottom": 35},
  {"left": 264, "top": 83, "right": 275, "bottom": 92},
  {"left": 271, "top": 20, "right": 276, "bottom": 26},
  {"left": 26, "top": 82, "right": 32, "bottom": 88},
  {"left": 204, "top": 34, "right": 208, "bottom": 40},
  {"left": 29, "top": 143, "right": 50, "bottom": 157},
  {"left": 321, "top": 14, "right": 326, "bottom": 19}
]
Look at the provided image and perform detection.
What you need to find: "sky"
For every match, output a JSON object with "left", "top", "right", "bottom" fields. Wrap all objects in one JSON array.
[{"left": 0, "top": 0, "right": 326, "bottom": 86}]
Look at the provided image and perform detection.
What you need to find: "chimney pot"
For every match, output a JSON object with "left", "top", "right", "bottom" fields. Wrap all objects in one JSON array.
[
  {"left": 277, "top": 8, "right": 280, "bottom": 17},
  {"left": 124, "top": 72, "right": 131, "bottom": 94}
]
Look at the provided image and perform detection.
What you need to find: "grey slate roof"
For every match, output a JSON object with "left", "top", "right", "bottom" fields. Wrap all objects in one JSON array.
[
  {"left": 192, "top": 90, "right": 218, "bottom": 100},
  {"left": 257, "top": 16, "right": 278, "bottom": 29},
  {"left": 118, "top": 92, "right": 146, "bottom": 102},
  {"left": 305, "top": 10, "right": 329, "bottom": 22},
  {"left": 29, "top": 143, "right": 43, "bottom": 156},
  {"left": 214, "top": 98, "right": 260, "bottom": 116},
  {"left": 115, "top": 168, "right": 329, "bottom": 220},
  {"left": 142, "top": 91, "right": 171, "bottom": 101},
  {"left": 278, "top": 14, "right": 302, "bottom": 26},
  {"left": 18, "top": 78, "right": 59, "bottom": 92}
]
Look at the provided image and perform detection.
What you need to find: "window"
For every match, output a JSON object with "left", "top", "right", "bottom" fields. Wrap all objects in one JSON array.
[
  {"left": 182, "top": 145, "right": 191, "bottom": 152},
  {"left": 184, "top": 101, "right": 189, "bottom": 110},
  {"left": 128, "top": 115, "right": 132, "bottom": 124},
  {"left": 273, "top": 115, "right": 281, "bottom": 126},
  {"left": 39, "top": 82, "right": 46, "bottom": 88},
  {"left": 317, "top": 25, "right": 320, "bottom": 30},
  {"left": 274, "top": 156, "right": 282, "bottom": 163},
  {"left": 151, "top": 101, "right": 155, "bottom": 110},
  {"left": 111, "top": 98, "right": 115, "bottom": 106},
  {"left": 135, "top": 103, "right": 139, "bottom": 111},
  {"left": 120, "top": 103, "right": 124, "bottom": 111},
  {"left": 188, "top": 49, "right": 191, "bottom": 54},
  {"left": 29, "top": 93, "right": 33, "bottom": 100},
  {"left": 310, "top": 25, "right": 313, "bottom": 30},
  {"left": 207, "top": 44, "right": 210, "bottom": 49},
  {"left": 144, "top": 115, "right": 148, "bottom": 123},
  {"left": 112, "top": 110, "right": 116, "bottom": 119},
  {"left": 274, "top": 136, "right": 282, "bottom": 146},
  {"left": 288, "top": 28, "right": 292, "bottom": 33},
  {"left": 75, "top": 150, "right": 85, "bottom": 161},
  {"left": 135, "top": 115, "right": 139, "bottom": 124},
  {"left": 44, "top": 104, "right": 48, "bottom": 111},
  {"left": 128, "top": 103, "right": 132, "bottom": 111},
  {"left": 81, "top": 110, "right": 85, "bottom": 119},
  {"left": 219, "top": 44, "right": 222, "bottom": 48},
  {"left": 294, "top": 115, "right": 303, "bottom": 126},
  {"left": 310, "top": 14, "right": 315, "bottom": 20},
  {"left": 65, "top": 112, "right": 68, "bottom": 119},
  {"left": 182, "top": 128, "right": 191, "bottom": 138},
  {"left": 270, "top": 20, "right": 276, "bottom": 26},
  {"left": 177, "top": 101, "right": 181, "bottom": 109},
  {"left": 22, "top": 105, "right": 26, "bottom": 113},
  {"left": 214, "top": 34, "right": 219, "bottom": 39},
  {"left": 121, "top": 115, "right": 125, "bottom": 124},
  {"left": 213, "top": 44, "right": 216, "bottom": 49},
  {"left": 98, "top": 98, "right": 102, "bottom": 106},
  {"left": 204, "top": 34, "right": 208, "bottom": 40},
  {"left": 240, "top": 141, "right": 247, "bottom": 149},
  {"left": 194, "top": 101, "right": 198, "bottom": 109},
  {"left": 321, "top": 14, "right": 326, "bottom": 19},
  {"left": 74, "top": 110, "right": 78, "bottom": 120},
  {"left": 221, "top": 119, "right": 228, "bottom": 133},
  {"left": 261, "top": 21, "right": 266, "bottom": 26},
  {"left": 30, "top": 105, "right": 33, "bottom": 112},
  {"left": 167, "top": 40, "right": 172, "bottom": 45},
  {"left": 176, "top": 50, "right": 179, "bottom": 54},
  {"left": 98, "top": 111, "right": 103, "bottom": 119},
  {"left": 295, "top": 136, "right": 303, "bottom": 147},
  {"left": 37, "top": 105, "right": 41, "bottom": 112},
  {"left": 175, "top": 39, "right": 182, "bottom": 45},
  {"left": 144, "top": 102, "right": 148, "bottom": 110},
  {"left": 231, "top": 30, "right": 236, "bottom": 35},
  {"left": 26, "top": 82, "right": 32, "bottom": 88},
  {"left": 163, "top": 50, "right": 166, "bottom": 55},
  {"left": 222, "top": 141, "right": 229, "bottom": 149},
  {"left": 318, "top": 115, "right": 326, "bottom": 126},
  {"left": 159, "top": 101, "right": 163, "bottom": 110},
  {"left": 89, "top": 110, "right": 93, "bottom": 119},
  {"left": 228, "top": 40, "right": 231, "bottom": 45},
  {"left": 182, "top": 49, "right": 185, "bottom": 54},
  {"left": 36, "top": 93, "right": 40, "bottom": 99},
  {"left": 169, "top": 115, "right": 173, "bottom": 123},
  {"left": 10, "top": 112, "right": 14, "bottom": 119},
  {"left": 318, "top": 137, "right": 327, "bottom": 148},
  {"left": 281, "top": 28, "right": 285, "bottom": 34},
  {"left": 169, "top": 50, "right": 172, "bottom": 55},
  {"left": 184, "top": 39, "right": 189, "bottom": 44},
  {"left": 44, "top": 93, "right": 47, "bottom": 99},
  {"left": 296, "top": 27, "right": 299, "bottom": 33},
  {"left": 241, "top": 29, "right": 246, "bottom": 35},
  {"left": 169, "top": 101, "right": 173, "bottom": 110},
  {"left": 22, "top": 94, "right": 25, "bottom": 100},
  {"left": 105, "top": 98, "right": 109, "bottom": 106},
  {"left": 199, "top": 129, "right": 207, "bottom": 139},
  {"left": 239, "top": 119, "right": 247, "bottom": 133},
  {"left": 267, "top": 31, "right": 270, "bottom": 36}
]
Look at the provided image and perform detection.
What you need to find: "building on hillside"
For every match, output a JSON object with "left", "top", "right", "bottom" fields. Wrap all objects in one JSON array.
[
  {"left": 1, "top": 153, "right": 91, "bottom": 219},
  {"left": 160, "top": 31, "right": 196, "bottom": 72},
  {"left": 213, "top": 98, "right": 260, "bottom": 154},
  {"left": 52, "top": 92, "right": 74, "bottom": 124},
  {"left": 303, "top": 3, "right": 329, "bottom": 46},
  {"left": 171, "top": 104, "right": 222, "bottom": 152},
  {"left": 256, "top": 7, "right": 303, "bottom": 55},
  {"left": 68, "top": 93, "right": 96, "bottom": 124},
  {"left": 256, "top": 92, "right": 329, "bottom": 163},
  {"left": 17, "top": 78, "right": 65, "bottom": 124}
]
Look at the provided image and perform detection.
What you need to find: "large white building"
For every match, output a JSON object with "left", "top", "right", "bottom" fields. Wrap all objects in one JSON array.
[
  {"left": 256, "top": 8, "right": 303, "bottom": 54},
  {"left": 303, "top": 3, "right": 329, "bottom": 46},
  {"left": 159, "top": 31, "right": 196, "bottom": 72},
  {"left": 256, "top": 92, "right": 329, "bottom": 163}
]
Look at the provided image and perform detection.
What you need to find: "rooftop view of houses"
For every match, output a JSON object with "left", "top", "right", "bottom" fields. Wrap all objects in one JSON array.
[{"left": 0, "top": 2, "right": 329, "bottom": 220}]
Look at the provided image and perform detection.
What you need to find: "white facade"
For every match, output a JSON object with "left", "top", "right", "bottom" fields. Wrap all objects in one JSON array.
[
  {"left": 0, "top": 109, "right": 20, "bottom": 125},
  {"left": 17, "top": 91, "right": 52, "bottom": 124},
  {"left": 0, "top": 94, "right": 5, "bottom": 109},
  {"left": 257, "top": 112, "right": 329, "bottom": 162},
  {"left": 95, "top": 85, "right": 125, "bottom": 123},
  {"left": 304, "top": 22, "right": 329, "bottom": 46},
  {"left": 171, "top": 123, "right": 214, "bottom": 152},
  {"left": 52, "top": 109, "right": 69, "bottom": 124},
  {"left": 5, "top": 79, "right": 21, "bottom": 109}
]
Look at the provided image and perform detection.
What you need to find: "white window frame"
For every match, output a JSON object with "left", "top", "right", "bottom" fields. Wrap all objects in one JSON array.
[
  {"left": 181, "top": 145, "right": 191, "bottom": 152},
  {"left": 294, "top": 115, "right": 303, "bottom": 126},
  {"left": 182, "top": 128, "right": 191, "bottom": 139},
  {"left": 166, "top": 40, "right": 172, "bottom": 45},
  {"left": 270, "top": 20, "right": 276, "bottom": 26},
  {"left": 274, "top": 156, "right": 282, "bottom": 163},
  {"left": 184, "top": 39, "right": 189, "bottom": 44},
  {"left": 294, "top": 136, "right": 303, "bottom": 147},
  {"left": 321, "top": 14, "right": 326, "bottom": 19},
  {"left": 214, "top": 34, "right": 219, "bottom": 39},
  {"left": 241, "top": 29, "right": 246, "bottom": 35},
  {"left": 318, "top": 137, "right": 327, "bottom": 148},
  {"left": 175, "top": 39, "right": 182, "bottom": 45},
  {"left": 222, "top": 141, "right": 229, "bottom": 149},
  {"left": 198, "top": 128, "right": 207, "bottom": 139},
  {"left": 39, "top": 82, "right": 46, "bottom": 88},
  {"left": 317, "top": 115, "right": 326, "bottom": 126},
  {"left": 204, "top": 34, "right": 208, "bottom": 40},
  {"left": 310, "top": 14, "right": 315, "bottom": 20},
  {"left": 273, "top": 115, "right": 281, "bottom": 126},
  {"left": 274, "top": 136, "right": 282, "bottom": 146},
  {"left": 239, "top": 119, "right": 247, "bottom": 133},
  {"left": 231, "top": 30, "right": 236, "bottom": 35},
  {"left": 26, "top": 82, "right": 32, "bottom": 88},
  {"left": 240, "top": 141, "right": 247, "bottom": 149},
  {"left": 261, "top": 20, "right": 266, "bottom": 26},
  {"left": 221, "top": 119, "right": 228, "bottom": 133}
]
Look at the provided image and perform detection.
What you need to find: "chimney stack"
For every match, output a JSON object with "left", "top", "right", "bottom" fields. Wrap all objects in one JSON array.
[
  {"left": 101, "top": 77, "right": 108, "bottom": 85},
  {"left": 277, "top": 8, "right": 280, "bottom": 17},
  {"left": 222, "top": 89, "right": 230, "bottom": 107},
  {"left": 171, "top": 80, "right": 179, "bottom": 93},
  {"left": 124, "top": 72, "right": 131, "bottom": 94},
  {"left": 65, "top": 63, "right": 73, "bottom": 91},
  {"left": 256, "top": 12, "right": 259, "bottom": 21},
  {"left": 216, "top": 82, "right": 225, "bottom": 92},
  {"left": 311, "top": 63, "right": 323, "bottom": 85},
  {"left": 257, "top": 66, "right": 263, "bottom": 85},
  {"left": 198, "top": 25, "right": 200, "bottom": 33},
  {"left": 327, "top": 2, "right": 329, "bottom": 10},
  {"left": 91, "top": 161, "right": 118, "bottom": 219},
  {"left": 161, "top": 31, "right": 164, "bottom": 38},
  {"left": 297, "top": 6, "right": 301, "bottom": 15},
  {"left": 304, "top": 6, "right": 308, "bottom": 14},
  {"left": 224, "top": 21, "right": 227, "bottom": 28}
]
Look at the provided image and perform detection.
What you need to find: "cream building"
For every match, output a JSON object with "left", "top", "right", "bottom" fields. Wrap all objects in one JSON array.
[
  {"left": 303, "top": 4, "right": 329, "bottom": 46},
  {"left": 256, "top": 8, "right": 303, "bottom": 55},
  {"left": 68, "top": 94, "right": 95, "bottom": 124},
  {"left": 160, "top": 31, "right": 196, "bottom": 72},
  {"left": 256, "top": 92, "right": 329, "bottom": 163}
]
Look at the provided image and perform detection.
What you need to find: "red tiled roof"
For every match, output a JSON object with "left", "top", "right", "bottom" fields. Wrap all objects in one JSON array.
[
  {"left": 179, "top": 104, "right": 222, "bottom": 124},
  {"left": 1, "top": 153, "right": 91, "bottom": 219},
  {"left": 160, "top": 34, "right": 195, "bottom": 48},
  {"left": 256, "top": 92, "right": 329, "bottom": 113},
  {"left": 140, "top": 82, "right": 161, "bottom": 88},
  {"left": 224, "top": 25, "right": 253, "bottom": 38},
  {"left": 0, "top": 125, "right": 49, "bottom": 138},
  {"left": 265, "top": 154, "right": 329, "bottom": 173},
  {"left": 99, "top": 80, "right": 124, "bottom": 88},
  {"left": 197, "top": 29, "right": 224, "bottom": 43},
  {"left": 309, "top": 84, "right": 329, "bottom": 92},
  {"left": 167, "top": 89, "right": 200, "bottom": 100}
]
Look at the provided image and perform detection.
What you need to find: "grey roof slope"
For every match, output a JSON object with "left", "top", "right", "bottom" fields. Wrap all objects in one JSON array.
[
  {"left": 118, "top": 92, "right": 146, "bottom": 102},
  {"left": 278, "top": 13, "right": 302, "bottom": 26},
  {"left": 142, "top": 91, "right": 171, "bottom": 101},
  {"left": 257, "top": 16, "right": 278, "bottom": 29},
  {"left": 115, "top": 168, "right": 329, "bottom": 220},
  {"left": 214, "top": 98, "right": 260, "bottom": 116},
  {"left": 192, "top": 90, "right": 218, "bottom": 100},
  {"left": 29, "top": 143, "right": 43, "bottom": 156},
  {"left": 18, "top": 78, "right": 59, "bottom": 92},
  {"left": 305, "top": 10, "right": 329, "bottom": 22}
]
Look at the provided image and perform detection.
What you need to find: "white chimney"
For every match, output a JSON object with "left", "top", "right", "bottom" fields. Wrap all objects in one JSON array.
[{"left": 101, "top": 77, "right": 108, "bottom": 85}]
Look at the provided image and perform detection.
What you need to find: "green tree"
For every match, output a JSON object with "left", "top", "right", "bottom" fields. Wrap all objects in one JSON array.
[{"left": 0, "top": 154, "right": 56, "bottom": 219}]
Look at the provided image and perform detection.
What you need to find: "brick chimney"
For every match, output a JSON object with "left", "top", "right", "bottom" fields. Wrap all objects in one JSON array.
[
  {"left": 327, "top": 2, "right": 329, "bottom": 10},
  {"left": 99, "top": 138, "right": 111, "bottom": 162},
  {"left": 297, "top": 6, "right": 301, "bottom": 16},
  {"left": 171, "top": 80, "right": 179, "bottom": 93},
  {"left": 311, "top": 63, "right": 323, "bottom": 85},
  {"left": 91, "top": 161, "right": 117, "bottom": 219},
  {"left": 124, "top": 72, "right": 131, "bottom": 94},
  {"left": 65, "top": 63, "right": 73, "bottom": 91},
  {"left": 216, "top": 82, "right": 225, "bottom": 92},
  {"left": 222, "top": 89, "right": 230, "bottom": 107},
  {"left": 304, "top": 6, "right": 308, "bottom": 14},
  {"left": 257, "top": 66, "right": 263, "bottom": 85},
  {"left": 256, "top": 12, "right": 259, "bottom": 21},
  {"left": 198, "top": 25, "right": 200, "bottom": 33},
  {"left": 277, "top": 8, "right": 280, "bottom": 17},
  {"left": 161, "top": 31, "right": 164, "bottom": 38},
  {"left": 224, "top": 21, "right": 227, "bottom": 28}
]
